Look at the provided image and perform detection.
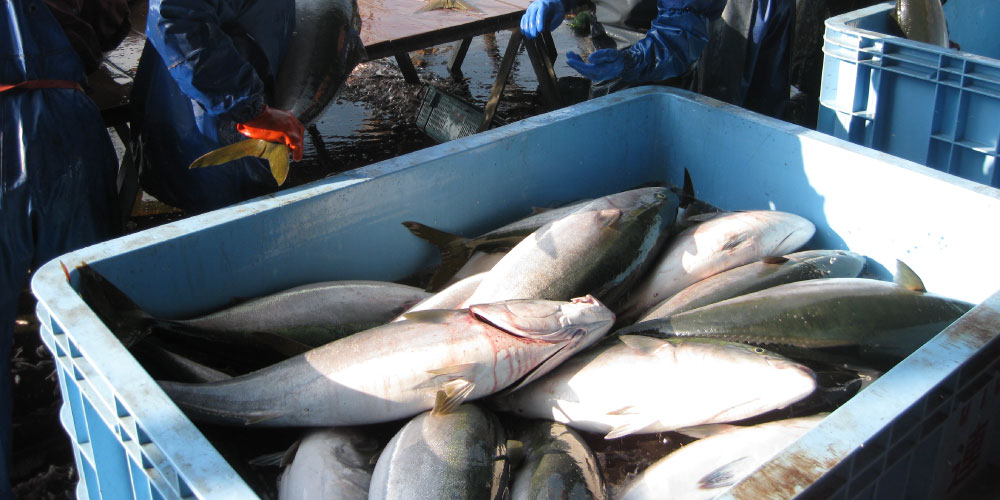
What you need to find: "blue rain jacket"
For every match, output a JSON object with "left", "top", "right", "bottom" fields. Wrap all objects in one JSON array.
[
  {"left": 130, "top": 0, "right": 294, "bottom": 213},
  {"left": 1, "top": 0, "right": 119, "bottom": 496},
  {"left": 618, "top": 0, "right": 725, "bottom": 82}
]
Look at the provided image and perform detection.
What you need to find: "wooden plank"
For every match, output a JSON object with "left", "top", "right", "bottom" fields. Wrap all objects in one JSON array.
[
  {"left": 447, "top": 38, "right": 473, "bottom": 76},
  {"left": 359, "top": 0, "right": 529, "bottom": 47},
  {"left": 478, "top": 29, "right": 522, "bottom": 132},
  {"left": 523, "top": 35, "right": 561, "bottom": 108}
]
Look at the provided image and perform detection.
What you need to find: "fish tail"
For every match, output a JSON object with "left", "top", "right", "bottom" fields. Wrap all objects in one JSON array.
[
  {"left": 188, "top": 139, "right": 291, "bottom": 186},
  {"left": 401, "top": 221, "right": 472, "bottom": 291},
  {"left": 75, "top": 263, "right": 156, "bottom": 348}
]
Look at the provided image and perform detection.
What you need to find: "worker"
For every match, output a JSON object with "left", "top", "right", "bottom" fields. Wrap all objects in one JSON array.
[
  {"left": 520, "top": 0, "right": 795, "bottom": 118},
  {"left": 1, "top": 0, "right": 129, "bottom": 495},
  {"left": 129, "top": 0, "right": 305, "bottom": 214}
]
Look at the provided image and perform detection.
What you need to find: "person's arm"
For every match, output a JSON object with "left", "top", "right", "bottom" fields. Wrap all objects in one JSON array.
[
  {"left": 146, "top": 0, "right": 265, "bottom": 122},
  {"left": 619, "top": 0, "right": 725, "bottom": 82},
  {"left": 566, "top": 0, "right": 724, "bottom": 83}
]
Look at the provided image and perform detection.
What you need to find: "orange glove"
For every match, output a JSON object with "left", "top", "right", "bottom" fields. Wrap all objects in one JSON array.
[{"left": 236, "top": 105, "right": 305, "bottom": 161}]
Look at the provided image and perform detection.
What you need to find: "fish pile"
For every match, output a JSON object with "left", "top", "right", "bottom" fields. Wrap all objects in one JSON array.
[{"left": 78, "top": 179, "right": 974, "bottom": 499}]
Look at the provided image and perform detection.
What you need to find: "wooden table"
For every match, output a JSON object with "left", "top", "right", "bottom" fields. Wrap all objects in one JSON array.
[{"left": 357, "top": 0, "right": 562, "bottom": 130}]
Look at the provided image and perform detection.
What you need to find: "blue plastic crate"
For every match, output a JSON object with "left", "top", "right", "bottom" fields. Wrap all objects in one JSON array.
[
  {"left": 817, "top": 1, "right": 1000, "bottom": 188},
  {"left": 32, "top": 86, "right": 1000, "bottom": 499}
]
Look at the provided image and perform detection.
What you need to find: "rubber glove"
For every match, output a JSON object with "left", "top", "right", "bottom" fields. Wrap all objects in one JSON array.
[
  {"left": 566, "top": 50, "right": 625, "bottom": 82},
  {"left": 236, "top": 105, "right": 306, "bottom": 161},
  {"left": 520, "top": 0, "right": 565, "bottom": 39}
]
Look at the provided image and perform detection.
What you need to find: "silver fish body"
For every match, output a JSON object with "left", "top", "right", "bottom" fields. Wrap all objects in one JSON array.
[
  {"left": 621, "top": 210, "right": 815, "bottom": 321},
  {"left": 370, "top": 405, "right": 509, "bottom": 500},
  {"left": 618, "top": 415, "right": 825, "bottom": 500},
  {"left": 463, "top": 187, "right": 679, "bottom": 310},
  {"left": 394, "top": 272, "right": 486, "bottom": 321},
  {"left": 160, "top": 296, "right": 614, "bottom": 427},
  {"left": 511, "top": 421, "right": 607, "bottom": 500},
  {"left": 177, "top": 280, "right": 431, "bottom": 346},
  {"left": 638, "top": 249, "right": 866, "bottom": 321},
  {"left": 278, "top": 427, "right": 378, "bottom": 500},
  {"left": 492, "top": 336, "right": 816, "bottom": 439},
  {"left": 620, "top": 278, "right": 974, "bottom": 358}
]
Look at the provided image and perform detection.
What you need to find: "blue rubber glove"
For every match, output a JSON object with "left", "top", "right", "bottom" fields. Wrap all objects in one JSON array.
[
  {"left": 520, "top": 0, "right": 565, "bottom": 39},
  {"left": 566, "top": 50, "right": 625, "bottom": 82}
]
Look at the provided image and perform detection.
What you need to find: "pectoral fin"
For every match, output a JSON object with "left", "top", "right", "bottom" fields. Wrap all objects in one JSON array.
[
  {"left": 604, "top": 412, "right": 658, "bottom": 439},
  {"left": 619, "top": 335, "right": 664, "bottom": 355},
  {"left": 431, "top": 379, "right": 475, "bottom": 415},
  {"left": 189, "top": 139, "right": 291, "bottom": 186}
]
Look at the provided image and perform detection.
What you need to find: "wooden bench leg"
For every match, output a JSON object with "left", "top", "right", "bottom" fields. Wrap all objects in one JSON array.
[
  {"left": 447, "top": 37, "right": 473, "bottom": 77},
  {"left": 524, "top": 33, "right": 562, "bottom": 109},
  {"left": 478, "top": 29, "right": 523, "bottom": 132},
  {"left": 394, "top": 52, "right": 421, "bottom": 84}
]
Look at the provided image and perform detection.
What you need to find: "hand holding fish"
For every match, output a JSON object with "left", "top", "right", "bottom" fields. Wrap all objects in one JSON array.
[{"left": 237, "top": 105, "right": 305, "bottom": 161}]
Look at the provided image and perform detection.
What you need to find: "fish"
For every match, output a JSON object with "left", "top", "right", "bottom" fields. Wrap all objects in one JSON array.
[
  {"left": 617, "top": 414, "right": 826, "bottom": 500},
  {"left": 159, "top": 295, "right": 614, "bottom": 427},
  {"left": 510, "top": 420, "right": 607, "bottom": 500},
  {"left": 370, "top": 404, "right": 509, "bottom": 500},
  {"left": 637, "top": 249, "right": 867, "bottom": 321},
  {"left": 891, "top": 0, "right": 949, "bottom": 47},
  {"left": 490, "top": 336, "right": 816, "bottom": 439},
  {"left": 77, "top": 261, "right": 431, "bottom": 353},
  {"left": 415, "top": 0, "right": 483, "bottom": 13},
  {"left": 277, "top": 427, "right": 379, "bottom": 500},
  {"left": 619, "top": 210, "right": 815, "bottom": 322},
  {"left": 403, "top": 198, "right": 593, "bottom": 292},
  {"left": 189, "top": 0, "right": 367, "bottom": 184},
  {"left": 171, "top": 280, "right": 432, "bottom": 348},
  {"left": 618, "top": 266, "right": 974, "bottom": 359},
  {"left": 461, "top": 187, "right": 680, "bottom": 310}
]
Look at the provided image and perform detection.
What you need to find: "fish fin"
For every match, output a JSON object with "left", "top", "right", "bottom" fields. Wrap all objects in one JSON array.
[
  {"left": 431, "top": 379, "right": 475, "bottom": 415},
  {"left": 619, "top": 335, "right": 664, "bottom": 355},
  {"left": 604, "top": 415, "right": 658, "bottom": 439},
  {"left": 248, "top": 449, "right": 291, "bottom": 468},
  {"left": 529, "top": 206, "right": 553, "bottom": 215},
  {"left": 249, "top": 331, "right": 314, "bottom": 357},
  {"left": 189, "top": 139, "right": 291, "bottom": 186},
  {"left": 607, "top": 405, "right": 640, "bottom": 416},
  {"left": 894, "top": 259, "right": 926, "bottom": 292},
  {"left": 426, "top": 362, "right": 478, "bottom": 377},
  {"left": 414, "top": 362, "right": 478, "bottom": 391},
  {"left": 760, "top": 255, "right": 790, "bottom": 265},
  {"left": 189, "top": 139, "right": 270, "bottom": 169},
  {"left": 401, "top": 221, "right": 471, "bottom": 292},
  {"left": 262, "top": 141, "right": 291, "bottom": 186},
  {"left": 674, "top": 423, "right": 739, "bottom": 439},
  {"left": 597, "top": 209, "right": 623, "bottom": 227},
  {"left": 401, "top": 309, "right": 457, "bottom": 323},
  {"left": 279, "top": 439, "right": 303, "bottom": 468},
  {"left": 721, "top": 233, "right": 750, "bottom": 252},
  {"left": 680, "top": 168, "right": 695, "bottom": 208},
  {"left": 699, "top": 456, "right": 749, "bottom": 489},
  {"left": 75, "top": 263, "right": 155, "bottom": 348}
]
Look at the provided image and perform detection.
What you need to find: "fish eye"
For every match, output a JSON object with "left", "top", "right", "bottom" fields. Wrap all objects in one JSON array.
[
  {"left": 753, "top": 347, "right": 765, "bottom": 354},
  {"left": 655, "top": 193, "right": 666, "bottom": 200}
]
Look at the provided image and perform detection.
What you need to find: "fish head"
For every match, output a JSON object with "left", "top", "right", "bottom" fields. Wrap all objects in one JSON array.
[{"left": 470, "top": 295, "right": 615, "bottom": 390}]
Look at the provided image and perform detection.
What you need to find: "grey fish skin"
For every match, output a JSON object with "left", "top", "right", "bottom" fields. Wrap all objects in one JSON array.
[
  {"left": 511, "top": 421, "right": 607, "bottom": 500},
  {"left": 491, "top": 336, "right": 816, "bottom": 439},
  {"left": 275, "top": 0, "right": 366, "bottom": 124},
  {"left": 618, "top": 415, "right": 825, "bottom": 500},
  {"left": 175, "top": 280, "right": 431, "bottom": 347},
  {"left": 159, "top": 296, "right": 614, "bottom": 427},
  {"left": 393, "top": 272, "right": 486, "bottom": 321},
  {"left": 638, "top": 250, "right": 867, "bottom": 321},
  {"left": 463, "top": 187, "right": 679, "bottom": 310},
  {"left": 620, "top": 278, "right": 974, "bottom": 358},
  {"left": 621, "top": 210, "right": 815, "bottom": 323},
  {"left": 403, "top": 199, "right": 593, "bottom": 291},
  {"left": 370, "top": 404, "right": 509, "bottom": 500},
  {"left": 892, "top": 0, "right": 949, "bottom": 48},
  {"left": 278, "top": 427, "right": 378, "bottom": 500}
]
